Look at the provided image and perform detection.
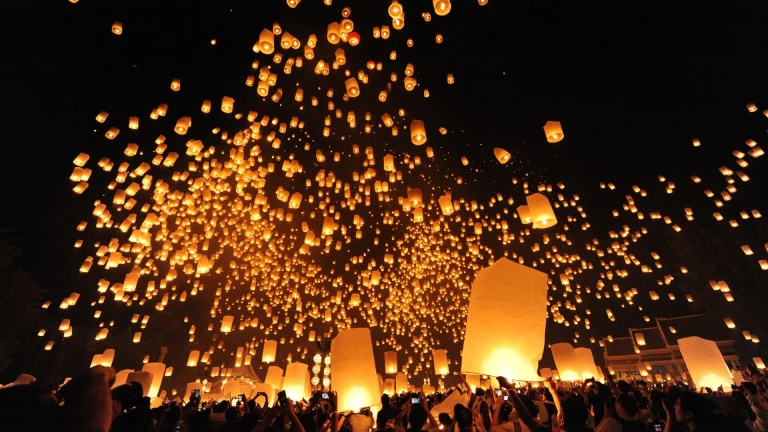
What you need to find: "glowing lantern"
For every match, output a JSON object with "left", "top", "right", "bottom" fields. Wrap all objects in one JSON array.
[
  {"left": 221, "top": 96, "right": 234, "bottom": 113},
  {"left": 331, "top": 328, "right": 381, "bottom": 412},
  {"left": 327, "top": 22, "right": 340, "bottom": 44},
  {"left": 433, "top": 349, "right": 449, "bottom": 375},
  {"left": 388, "top": 1, "right": 403, "bottom": 18},
  {"left": 141, "top": 363, "right": 166, "bottom": 397},
  {"left": 462, "top": 258, "right": 548, "bottom": 381},
  {"left": 433, "top": 0, "right": 452, "bottom": 16},
  {"left": 384, "top": 351, "right": 398, "bottom": 374},
  {"left": 221, "top": 315, "right": 234, "bottom": 333},
  {"left": 259, "top": 29, "right": 275, "bottom": 54},
  {"left": 112, "top": 21, "right": 123, "bottom": 35},
  {"left": 678, "top": 336, "right": 734, "bottom": 391},
  {"left": 754, "top": 357, "right": 766, "bottom": 369},
  {"left": 446, "top": 73, "right": 455, "bottom": 84},
  {"left": 439, "top": 193, "right": 454, "bottom": 216},
  {"left": 410, "top": 119, "right": 427, "bottom": 145},
  {"left": 174, "top": 117, "right": 191, "bottom": 135},
  {"left": 263, "top": 340, "right": 277, "bottom": 363},
  {"left": 407, "top": 188, "right": 423, "bottom": 207},
  {"left": 287, "top": 0, "right": 301, "bottom": 7},
  {"left": 635, "top": 333, "right": 646, "bottom": 346},
  {"left": 551, "top": 343, "right": 580, "bottom": 381},
  {"left": 746, "top": 103, "right": 757, "bottom": 112},
  {"left": 348, "top": 32, "right": 360, "bottom": 46},
  {"left": 526, "top": 193, "right": 557, "bottom": 228},
  {"left": 265, "top": 366, "right": 284, "bottom": 391},
  {"left": 573, "top": 348, "right": 600, "bottom": 380},
  {"left": 345, "top": 78, "right": 360, "bottom": 97},
  {"left": 187, "top": 350, "right": 200, "bottom": 367},
  {"left": 284, "top": 362, "right": 309, "bottom": 401},
  {"left": 543, "top": 121, "right": 564, "bottom": 143},
  {"left": 494, "top": 148, "right": 511, "bottom": 164},
  {"left": 201, "top": 100, "right": 211, "bottom": 113}
]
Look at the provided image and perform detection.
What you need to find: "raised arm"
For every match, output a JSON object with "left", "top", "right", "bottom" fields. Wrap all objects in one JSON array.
[{"left": 497, "top": 377, "right": 542, "bottom": 432}]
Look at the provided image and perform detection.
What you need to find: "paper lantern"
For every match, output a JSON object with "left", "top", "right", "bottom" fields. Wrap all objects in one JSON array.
[
  {"left": 573, "top": 348, "right": 600, "bottom": 381},
  {"left": 464, "top": 373, "right": 480, "bottom": 392},
  {"left": 494, "top": 148, "right": 511, "bottom": 164},
  {"left": 263, "top": 340, "right": 277, "bottom": 363},
  {"left": 635, "top": 333, "right": 646, "bottom": 346},
  {"left": 331, "top": 328, "right": 380, "bottom": 412},
  {"left": 433, "top": 349, "right": 449, "bottom": 375},
  {"left": 327, "top": 22, "right": 340, "bottom": 44},
  {"left": 433, "top": 0, "right": 452, "bottom": 16},
  {"left": 407, "top": 188, "right": 423, "bottom": 207},
  {"left": 526, "top": 193, "right": 557, "bottom": 228},
  {"left": 259, "top": 29, "right": 275, "bottom": 54},
  {"left": 112, "top": 21, "right": 123, "bottom": 35},
  {"left": 551, "top": 343, "right": 580, "bottom": 381},
  {"left": 126, "top": 371, "right": 153, "bottom": 397},
  {"left": 678, "top": 336, "right": 734, "bottom": 390},
  {"left": 141, "top": 362, "right": 166, "bottom": 397},
  {"left": 265, "top": 365, "right": 284, "bottom": 391},
  {"left": 543, "top": 121, "right": 564, "bottom": 143},
  {"left": 438, "top": 193, "right": 454, "bottom": 216},
  {"left": 410, "top": 119, "right": 427, "bottom": 145},
  {"left": 221, "top": 97, "right": 234, "bottom": 113},
  {"left": 517, "top": 205, "right": 532, "bottom": 224},
  {"left": 221, "top": 315, "right": 234, "bottom": 333},
  {"left": 461, "top": 258, "right": 548, "bottom": 381},
  {"left": 101, "top": 349, "right": 115, "bottom": 367},
  {"left": 283, "top": 362, "right": 309, "bottom": 401},
  {"left": 754, "top": 357, "right": 766, "bottom": 369},
  {"left": 187, "top": 350, "right": 200, "bottom": 367},
  {"left": 388, "top": 1, "right": 403, "bottom": 18},
  {"left": 539, "top": 368, "right": 553, "bottom": 379},
  {"left": 174, "top": 117, "right": 191, "bottom": 135},
  {"left": 446, "top": 73, "right": 455, "bottom": 84},
  {"left": 252, "top": 382, "right": 276, "bottom": 406},
  {"left": 384, "top": 351, "right": 398, "bottom": 374},
  {"left": 345, "top": 78, "right": 360, "bottom": 97}
]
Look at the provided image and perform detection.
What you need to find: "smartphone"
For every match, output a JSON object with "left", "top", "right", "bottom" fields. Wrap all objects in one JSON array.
[
  {"left": 496, "top": 391, "right": 502, "bottom": 397},
  {"left": 322, "top": 392, "right": 329, "bottom": 399},
  {"left": 653, "top": 424, "right": 663, "bottom": 432},
  {"left": 277, "top": 390, "right": 287, "bottom": 406},
  {"left": 411, "top": 397, "right": 420, "bottom": 404},
  {"left": 238, "top": 394, "right": 246, "bottom": 403},
  {"left": 193, "top": 389, "right": 201, "bottom": 398},
  {"left": 503, "top": 395, "right": 509, "bottom": 401}
]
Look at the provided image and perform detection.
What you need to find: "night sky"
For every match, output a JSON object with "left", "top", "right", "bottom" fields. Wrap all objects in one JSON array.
[{"left": 3, "top": 0, "right": 768, "bottom": 387}]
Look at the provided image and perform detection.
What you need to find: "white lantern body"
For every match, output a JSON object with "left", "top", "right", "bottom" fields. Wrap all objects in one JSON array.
[
  {"left": 332, "top": 328, "right": 381, "bottom": 411},
  {"left": 141, "top": 362, "right": 166, "bottom": 397},
  {"left": 551, "top": 343, "right": 580, "bottom": 382},
  {"left": 461, "top": 258, "right": 548, "bottom": 381},
  {"left": 283, "top": 362, "right": 309, "bottom": 401},
  {"left": 678, "top": 336, "right": 734, "bottom": 391}
]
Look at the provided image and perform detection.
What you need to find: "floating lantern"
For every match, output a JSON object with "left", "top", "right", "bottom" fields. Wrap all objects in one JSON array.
[
  {"left": 678, "top": 336, "right": 734, "bottom": 391},
  {"left": 462, "top": 258, "right": 548, "bottom": 381},
  {"left": 410, "top": 119, "right": 426, "bottom": 145},
  {"left": 331, "top": 328, "right": 381, "bottom": 412},
  {"left": 543, "top": 121, "right": 564, "bottom": 143},
  {"left": 494, "top": 148, "right": 511, "bottom": 164}
]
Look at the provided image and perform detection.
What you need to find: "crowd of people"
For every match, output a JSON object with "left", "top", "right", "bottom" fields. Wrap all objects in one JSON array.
[{"left": 1, "top": 364, "right": 767, "bottom": 432}]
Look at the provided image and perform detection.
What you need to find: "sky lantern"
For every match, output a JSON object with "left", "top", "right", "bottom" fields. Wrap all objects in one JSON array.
[
  {"left": 345, "top": 78, "right": 360, "bottom": 97},
  {"left": 380, "top": 25, "right": 390, "bottom": 39},
  {"left": 573, "top": 348, "right": 600, "bottom": 380},
  {"left": 543, "top": 121, "right": 564, "bottom": 143},
  {"left": 446, "top": 73, "right": 455, "bottom": 84},
  {"left": 263, "top": 340, "right": 278, "bottom": 363},
  {"left": 384, "top": 351, "right": 398, "bottom": 374},
  {"left": 221, "top": 96, "right": 234, "bottom": 113},
  {"left": 462, "top": 258, "right": 548, "bottom": 381},
  {"left": 327, "top": 22, "right": 340, "bottom": 44},
  {"left": 259, "top": 29, "right": 275, "bottom": 54},
  {"left": 187, "top": 350, "right": 200, "bottom": 367},
  {"left": 221, "top": 315, "right": 234, "bottom": 333},
  {"left": 283, "top": 362, "right": 309, "bottom": 401},
  {"left": 410, "top": 119, "right": 426, "bottom": 145},
  {"left": 407, "top": 188, "right": 423, "bottom": 208},
  {"left": 678, "top": 336, "right": 734, "bottom": 391},
  {"left": 126, "top": 372, "right": 153, "bottom": 397},
  {"left": 141, "top": 362, "right": 166, "bottom": 397},
  {"left": 286, "top": 0, "right": 301, "bottom": 8},
  {"left": 265, "top": 365, "right": 284, "bottom": 391},
  {"left": 331, "top": 328, "right": 381, "bottom": 412},
  {"left": 348, "top": 32, "right": 360, "bottom": 46},
  {"left": 433, "top": 0, "right": 452, "bottom": 16},
  {"left": 494, "top": 148, "right": 511, "bottom": 164},
  {"left": 438, "top": 193, "right": 454, "bottom": 216},
  {"left": 111, "top": 21, "right": 123, "bottom": 35},
  {"left": 526, "top": 193, "right": 557, "bottom": 228},
  {"left": 388, "top": 1, "right": 403, "bottom": 18},
  {"left": 550, "top": 343, "right": 580, "bottom": 381},
  {"left": 433, "top": 349, "right": 449, "bottom": 375}
]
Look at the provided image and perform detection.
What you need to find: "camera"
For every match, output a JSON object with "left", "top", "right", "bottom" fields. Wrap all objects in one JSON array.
[{"left": 322, "top": 392, "right": 329, "bottom": 399}]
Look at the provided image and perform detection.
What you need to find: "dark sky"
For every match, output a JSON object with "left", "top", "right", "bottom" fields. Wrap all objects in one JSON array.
[{"left": 3, "top": 0, "right": 768, "bottom": 385}]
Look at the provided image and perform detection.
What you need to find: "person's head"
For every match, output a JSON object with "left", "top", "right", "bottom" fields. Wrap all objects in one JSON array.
[
  {"left": 408, "top": 404, "right": 428, "bottom": 431},
  {"left": 675, "top": 392, "right": 714, "bottom": 428},
  {"left": 454, "top": 404, "right": 473, "bottom": 432},
  {"left": 381, "top": 393, "right": 391, "bottom": 406},
  {"left": 742, "top": 382, "right": 758, "bottom": 395},
  {"left": 560, "top": 395, "right": 589, "bottom": 431},
  {"left": 617, "top": 380, "right": 631, "bottom": 395},
  {"left": 112, "top": 383, "right": 141, "bottom": 412},
  {"left": 603, "top": 396, "right": 616, "bottom": 417},
  {"left": 615, "top": 394, "right": 638, "bottom": 420},
  {"left": 216, "top": 400, "right": 230, "bottom": 413},
  {"left": 438, "top": 413, "right": 452, "bottom": 428}
]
